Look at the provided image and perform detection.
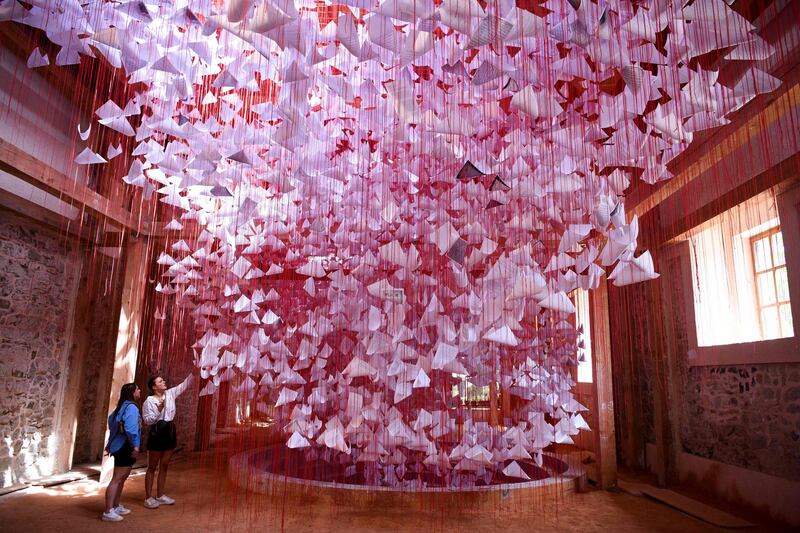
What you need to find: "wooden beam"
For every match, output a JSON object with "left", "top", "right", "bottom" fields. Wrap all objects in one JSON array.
[
  {"left": 86, "top": 259, "right": 125, "bottom": 463},
  {"left": 608, "top": 284, "right": 647, "bottom": 470},
  {"left": 100, "top": 236, "right": 151, "bottom": 483},
  {"left": 58, "top": 260, "right": 92, "bottom": 470},
  {"left": 488, "top": 380, "right": 499, "bottom": 427},
  {"left": 0, "top": 138, "right": 155, "bottom": 235},
  {"left": 589, "top": 279, "right": 618, "bottom": 489},
  {"left": 0, "top": 186, "right": 135, "bottom": 253},
  {"left": 657, "top": 242, "right": 695, "bottom": 488},
  {"left": 661, "top": 160, "right": 800, "bottom": 245},
  {"left": 648, "top": 274, "right": 680, "bottom": 487},
  {"left": 0, "top": 185, "right": 76, "bottom": 231},
  {"left": 629, "top": 81, "right": 800, "bottom": 219},
  {"left": 500, "top": 384, "right": 511, "bottom": 425}
]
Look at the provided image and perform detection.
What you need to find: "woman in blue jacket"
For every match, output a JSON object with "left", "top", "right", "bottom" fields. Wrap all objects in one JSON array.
[{"left": 103, "top": 382, "right": 142, "bottom": 522}]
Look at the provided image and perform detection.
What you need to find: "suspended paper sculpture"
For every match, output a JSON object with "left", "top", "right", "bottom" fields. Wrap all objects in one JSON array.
[{"left": 4, "top": 0, "right": 781, "bottom": 488}]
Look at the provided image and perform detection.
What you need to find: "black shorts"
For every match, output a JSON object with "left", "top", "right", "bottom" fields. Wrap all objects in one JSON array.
[
  {"left": 148, "top": 421, "right": 177, "bottom": 451},
  {"left": 112, "top": 441, "right": 136, "bottom": 468}
]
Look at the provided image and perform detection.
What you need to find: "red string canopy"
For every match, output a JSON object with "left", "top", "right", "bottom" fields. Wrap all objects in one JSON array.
[{"left": 2, "top": 0, "right": 796, "bottom": 523}]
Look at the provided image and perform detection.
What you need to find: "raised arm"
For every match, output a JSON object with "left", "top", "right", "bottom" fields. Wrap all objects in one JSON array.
[{"left": 168, "top": 372, "right": 195, "bottom": 399}]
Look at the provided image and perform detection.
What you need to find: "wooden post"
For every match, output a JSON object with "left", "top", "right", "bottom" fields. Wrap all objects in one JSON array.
[
  {"left": 100, "top": 237, "right": 151, "bottom": 482},
  {"left": 194, "top": 393, "right": 214, "bottom": 451},
  {"left": 500, "top": 384, "right": 511, "bottom": 426},
  {"left": 650, "top": 273, "right": 679, "bottom": 487},
  {"left": 488, "top": 380, "right": 499, "bottom": 427},
  {"left": 654, "top": 243, "right": 694, "bottom": 486},
  {"left": 0, "top": 139, "right": 155, "bottom": 235},
  {"left": 86, "top": 256, "right": 127, "bottom": 463},
  {"left": 589, "top": 279, "right": 617, "bottom": 489},
  {"left": 611, "top": 284, "right": 648, "bottom": 470},
  {"left": 56, "top": 260, "right": 89, "bottom": 471}
]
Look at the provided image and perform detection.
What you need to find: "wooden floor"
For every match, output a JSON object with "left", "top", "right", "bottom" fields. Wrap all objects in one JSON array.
[{"left": 0, "top": 453, "right": 769, "bottom": 533}]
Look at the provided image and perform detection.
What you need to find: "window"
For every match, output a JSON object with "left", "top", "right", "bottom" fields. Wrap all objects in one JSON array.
[
  {"left": 574, "top": 288, "right": 593, "bottom": 383},
  {"left": 688, "top": 190, "right": 793, "bottom": 346},
  {"left": 452, "top": 379, "right": 490, "bottom": 406},
  {"left": 752, "top": 228, "right": 792, "bottom": 339}
]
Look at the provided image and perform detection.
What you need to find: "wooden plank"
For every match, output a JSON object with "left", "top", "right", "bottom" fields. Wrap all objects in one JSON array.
[
  {"left": 638, "top": 485, "right": 755, "bottom": 528},
  {"left": 618, "top": 476, "right": 754, "bottom": 528},
  {"left": 0, "top": 186, "right": 77, "bottom": 232},
  {"left": 617, "top": 478, "right": 647, "bottom": 496},
  {"left": 0, "top": 138, "right": 154, "bottom": 234},
  {"left": 661, "top": 146, "right": 800, "bottom": 243},
  {"left": 589, "top": 278, "right": 617, "bottom": 489},
  {"left": 0, "top": 483, "right": 29, "bottom": 496}
]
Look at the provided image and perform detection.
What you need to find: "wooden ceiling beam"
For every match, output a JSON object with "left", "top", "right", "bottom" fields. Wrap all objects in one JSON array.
[
  {"left": 0, "top": 138, "right": 155, "bottom": 235},
  {"left": 628, "top": 79, "right": 800, "bottom": 220},
  {"left": 0, "top": 188, "right": 128, "bottom": 249}
]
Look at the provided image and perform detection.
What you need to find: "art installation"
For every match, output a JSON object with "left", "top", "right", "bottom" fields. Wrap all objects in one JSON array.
[{"left": 2, "top": 0, "right": 782, "bottom": 489}]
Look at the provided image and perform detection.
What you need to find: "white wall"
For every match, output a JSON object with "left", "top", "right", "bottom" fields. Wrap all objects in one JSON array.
[{"left": 0, "top": 44, "right": 88, "bottom": 183}]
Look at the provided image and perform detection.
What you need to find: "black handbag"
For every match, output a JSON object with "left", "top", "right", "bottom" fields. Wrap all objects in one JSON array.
[{"left": 149, "top": 420, "right": 171, "bottom": 439}]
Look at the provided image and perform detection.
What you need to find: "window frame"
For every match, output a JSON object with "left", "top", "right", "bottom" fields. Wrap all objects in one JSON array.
[
  {"left": 682, "top": 184, "right": 800, "bottom": 367},
  {"left": 750, "top": 226, "right": 791, "bottom": 339}
]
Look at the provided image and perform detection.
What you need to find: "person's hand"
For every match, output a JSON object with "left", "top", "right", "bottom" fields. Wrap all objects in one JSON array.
[{"left": 133, "top": 447, "right": 139, "bottom": 454}]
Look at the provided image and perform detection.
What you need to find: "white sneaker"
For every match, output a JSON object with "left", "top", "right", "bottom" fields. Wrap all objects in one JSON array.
[
  {"left": 113, "top": 505, "right": 131, "bottom": 515},
  {"left": 102, "top": 510, "right": 123, "bottom": 522},
  {"left": 156, "top": 494, "right": 175, "bottom": 505},
  {"left": 144, "top": 497, "right": 160, "bottom": 509}
]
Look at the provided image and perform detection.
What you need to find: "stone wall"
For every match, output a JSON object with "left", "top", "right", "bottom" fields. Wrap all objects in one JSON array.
[
  {"left": 0, "top": 209, "right": 81, "bottom": 486},
  {"left": 658, "top": 243, "right": 800, "bottom": 482},
  {"left": 681, "top": 363, "right": 800, "bottom": 481},
  {"left": 609, "top": 243, "right": 800, "bottom": 484}
]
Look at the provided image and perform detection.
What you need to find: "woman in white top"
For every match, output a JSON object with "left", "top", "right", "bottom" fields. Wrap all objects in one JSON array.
[{"left": 142, "top": 369, "right": 196, "bottom": 509}]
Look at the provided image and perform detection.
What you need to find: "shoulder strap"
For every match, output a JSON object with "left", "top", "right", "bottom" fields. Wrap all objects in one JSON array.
[
  {"left": 160, "top": 397, "right": 167, "bottom": 421},
  {"left": 117, "top": 403, "right": 132, "bottom": 433},
  {"left": 108, "top": 404, "right": 129, "bottom": 449}
]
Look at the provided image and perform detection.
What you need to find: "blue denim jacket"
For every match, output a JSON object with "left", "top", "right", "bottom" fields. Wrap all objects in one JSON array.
[{"left": 106, "top": 401, "right": 141, "bottom": 453}]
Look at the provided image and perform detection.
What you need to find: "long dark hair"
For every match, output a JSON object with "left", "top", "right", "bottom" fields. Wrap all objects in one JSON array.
[{"left": 113, "top": 382, "right": 138, "bottom": 417}]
